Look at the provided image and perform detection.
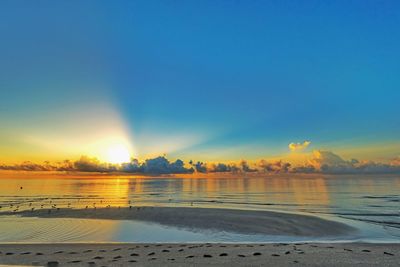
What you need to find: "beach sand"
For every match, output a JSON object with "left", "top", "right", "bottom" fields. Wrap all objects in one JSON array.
[
  {"left": 0, "top": 243, "right": 398, "bottom": 266},
  {"left": 1, "top": 207, "right": 354, "bottom": 237},
  {"left": 0, "top": 207, "right": 398, "bottom": 266}
]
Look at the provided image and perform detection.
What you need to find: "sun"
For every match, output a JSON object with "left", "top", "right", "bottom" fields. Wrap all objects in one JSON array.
[{"left": 106, "top": 144, "right": 131, "bottom": 164}]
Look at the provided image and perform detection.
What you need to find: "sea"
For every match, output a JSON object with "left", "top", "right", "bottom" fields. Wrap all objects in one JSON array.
[{"left": 0, "top": 173, "right": 399, "bottom": 243}]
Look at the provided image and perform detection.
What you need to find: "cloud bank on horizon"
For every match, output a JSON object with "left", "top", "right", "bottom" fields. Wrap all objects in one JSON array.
[{"left": 1, "top": 149, "right": 399, "bottom": 175}]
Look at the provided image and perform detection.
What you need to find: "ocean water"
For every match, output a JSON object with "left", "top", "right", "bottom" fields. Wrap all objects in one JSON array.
[{"left": 0, "top": 173, "right": 399, "bottom": 243}]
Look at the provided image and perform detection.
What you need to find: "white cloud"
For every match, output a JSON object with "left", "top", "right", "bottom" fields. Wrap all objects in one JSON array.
[
  {"left": 289, "top": 141, "right": 311, "bottom": 151},
  {"left": 305, "top": 150, "right": 400, "bottom": 174}
]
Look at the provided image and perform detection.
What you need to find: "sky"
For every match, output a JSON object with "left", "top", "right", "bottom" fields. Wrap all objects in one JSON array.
[{"left": 0, "top": 0, "right": 399, "bottom": 164}]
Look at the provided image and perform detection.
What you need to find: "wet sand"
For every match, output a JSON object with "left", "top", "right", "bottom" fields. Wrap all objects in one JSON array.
[
  {"left": 1, "top": 207, "right": 354, "bottom": 237},
  {"left": 0, "top": 243, "right": 398, "bottom": 266},
  {"left": 0, "top": 207, "right": 397, "bottom": 266}
]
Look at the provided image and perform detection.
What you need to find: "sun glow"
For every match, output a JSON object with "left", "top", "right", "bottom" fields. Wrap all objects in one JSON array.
[{"left": 106, "top": 144, "right": 131, "bottom": 164}]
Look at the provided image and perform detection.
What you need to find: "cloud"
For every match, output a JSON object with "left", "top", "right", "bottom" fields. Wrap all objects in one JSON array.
[
  {"left": 203, "top": 161, "right": 258, "bottom": 173},
  {"left": 207, "top": 163, "right": 233, "bottom": 173},
  {"left": 305, "top": 150, "right": 400, "bottom": 174},
  {"left": 120, "top": 159, "right": 142, "bottom": 173},
  {"left": 289, "top": 141, "right": 311, "bottom": 151},
  {"left": 0, "top": 156, "right": 194, "bottom": 174},
  {"left": 191, "top": 161, "right": 207, "bottom": 173},
  {"left": 390, "top": 156, "right": 400, "bottom": 166},
  {"left": 308, "top": 150, "right": 349, "bottom": 170},
  {"left": 257, "top": 160, "right": 291, "bottom": 173},
  {"left": 189, "top": 162, "right": 241, "bottom": 173},
  {"left": 74, "top": 156, "right": 117, "bottom": 172},
  {"left": 143, "top": 157, "right": 193, "bottom": 174},
  {"left": 0, "top": 161, "right": 55, "bottom": 171},
  {"left": 2, "top": 151, "right": 400, "bottom": 175},
  {"left": 291, "top": 165, "right": 316, "bottom": 173},
  {"left": 239, "top": 160, "right": 257, "bottom": 172}
]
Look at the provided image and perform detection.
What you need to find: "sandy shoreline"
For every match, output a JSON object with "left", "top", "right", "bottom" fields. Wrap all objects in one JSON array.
[
  {"left": 0, "top": 243, "right": 398, "bottom": 266},
  {"left": 1, "top": 207, "right": 354, "bottom": 237},
  {"left": 3, "top": 207, "right": 395, "bottom": 265}
]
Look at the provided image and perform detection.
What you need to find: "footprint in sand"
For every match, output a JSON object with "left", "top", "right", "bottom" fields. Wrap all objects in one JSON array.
[
  {"left": 68, "top": 260, "right": 81, "bottom": 263},
  {"left": 162, "top": 249, "right": 170, "bottom": 252},
  {"left": 384, "top": 252, "right": 394, "bottom": 256},
  {"left": 344, "top": 249, "right": 352, "bottom": 252},
  {"left": 186, "top": 255, "right": 194, "bottom": 258},
  {"left": 168, "top": 258, "right": 175, "bottom": 261},
  {"left": 93, "top": 256, "right": 104, "bottom": 260},
  {"left": 285, "top": 251, "right": 291, "bottom": 255},
  {"left": 128, "top": 260, "right": 137, "bottom": 262},
  {"left": 203, "top": 254, "right": 212, "bottom": 258},
  {"left": 253, "top": 252, "right": 262, "bottom": 256},
  {"left": 362, "top": 250, "right": 371, "bottom": 252},
  {"left": 6, "top": 252, "right": 14, "bottom": 255},
  {"left": 112, "top": 248, "right": 121, "bottom": 251},
  {"left": 47, "top": 261, "right": 59, "bottom": 267},
  {"left": 148, "top": 252, "right": 155, "bottom": 256},
  {"left": 149, "top": 257, "right": 157, "bottom": 261},
  {"left": 237, "top": 254, "right": 246, "bottom": 257},
  {"left": 84, "top": 250, "right": 93, "bottom": 253},
  {"left": 178, "top": 249, "right": 184, "bottom": 252},
  {"left": 219, "top": 253, "right": 228, "bottom": 257},
  {"left": 36, "top": 252, "right": 44, "bottom": 255},
  {"left": 54, "top": 251, "right": 64, "bottom": 254},
  {"left": 113, "top": 255, "right": 122, "bottom": 259},
  {"left": 130, "top": 253, "right": 140, "bottom": 256},
  {"left": 21, "top": 252, "right": 31, "bottom": 255},
  {"left": 99, "top": 250, "right": 107, "bottom": 252},
  {"left": 272, "top": 254, "right": 280, "bottom": 257}
]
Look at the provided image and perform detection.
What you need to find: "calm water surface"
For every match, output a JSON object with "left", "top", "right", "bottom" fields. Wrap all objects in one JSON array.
[{"left": 0, "top": 173, "right": 399, "bottom": 243}]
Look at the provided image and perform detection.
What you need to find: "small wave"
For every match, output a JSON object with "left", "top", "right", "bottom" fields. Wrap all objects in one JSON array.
[
  {"left": 192, "top": 199, "right": 304, "bottom": 207},
  {"left": 362, "top": 195, "right": 399, "bottom": 199},
  {"left": 338, "top": 216, "right": 400, "bottom": 229},
  {"left": 333, "top": 213, "right": 400, "bottom": 217}
]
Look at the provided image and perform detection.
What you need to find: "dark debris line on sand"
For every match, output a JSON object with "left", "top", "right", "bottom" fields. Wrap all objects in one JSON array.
[{"left": 0, "top": 243, "right": 398, "bottom": 266}]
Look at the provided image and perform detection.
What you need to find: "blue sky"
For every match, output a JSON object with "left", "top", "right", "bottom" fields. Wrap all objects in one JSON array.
[{"left": 0, "top": 1, "right": 399, "bottom": 162}]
